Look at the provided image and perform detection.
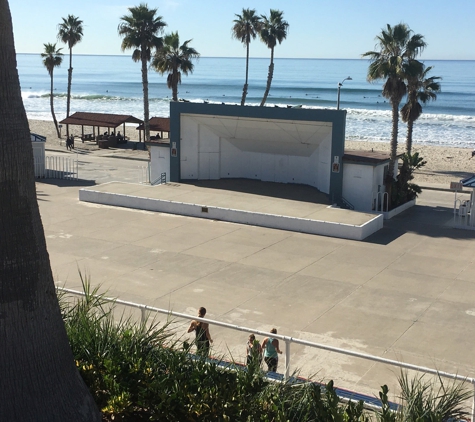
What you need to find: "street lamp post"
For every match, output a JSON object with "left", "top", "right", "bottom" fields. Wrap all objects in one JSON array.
[{"left": 337, "top": 76, "right": 352, "bottom": 110}]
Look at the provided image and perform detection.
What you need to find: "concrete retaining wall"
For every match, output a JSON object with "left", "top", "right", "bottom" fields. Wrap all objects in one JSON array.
[{"left": 79, "top": 188, "right": 383, "bottom": 241}]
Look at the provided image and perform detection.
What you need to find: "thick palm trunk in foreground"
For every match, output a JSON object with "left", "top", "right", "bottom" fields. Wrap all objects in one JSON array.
[{"left": 0, "top": 1, "right": 100, "bottom": 420}]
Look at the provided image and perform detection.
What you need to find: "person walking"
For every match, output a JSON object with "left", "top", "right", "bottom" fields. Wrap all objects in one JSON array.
[
  {"left": 261, "top": 328, "right": 282, "bottom": 372},
  {"left": 246, "top": 334, "right": 262, "bottom": 367},
  {"left": 187, "top": 307, "right": 213, "bottom": 357}
]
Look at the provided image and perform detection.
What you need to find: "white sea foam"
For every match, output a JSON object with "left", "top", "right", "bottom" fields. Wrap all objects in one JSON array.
[{"left": 18, "top": 55, "right": 475, "bottom": 149}]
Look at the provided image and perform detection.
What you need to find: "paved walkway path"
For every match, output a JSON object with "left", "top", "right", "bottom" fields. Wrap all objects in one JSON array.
[{"left": 38, "top": 151, "right": 475, "bottom": 400}]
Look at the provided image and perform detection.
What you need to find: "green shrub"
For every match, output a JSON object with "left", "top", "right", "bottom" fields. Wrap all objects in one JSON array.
[
  {"left": 60, "top": 276, "right": 472, "bottom": 421},
  {"left": 391, "top": 152, "right": 426, "bottom": 208}
]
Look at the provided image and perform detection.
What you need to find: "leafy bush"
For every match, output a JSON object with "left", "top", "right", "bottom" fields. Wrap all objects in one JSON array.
[
  {"left": 60, "top": 276, "right": 472, "bottom": 421},
  {"left": 391, "top": 152, "right": 427, "bottom": 208}
]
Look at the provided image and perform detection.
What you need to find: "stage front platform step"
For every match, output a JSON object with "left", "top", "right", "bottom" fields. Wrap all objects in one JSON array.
[{"left": 79, "top": 181, "right": 383, "bottom": 241}]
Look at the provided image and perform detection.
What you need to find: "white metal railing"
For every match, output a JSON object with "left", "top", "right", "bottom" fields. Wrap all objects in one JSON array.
[
  {"left": 34, "top": 155, "right": 78, "bottom": 180},
  {"left": 372, "top": 190, "right": 389, "bottom": 213},
  {"left": 138, "top": 163, "right": 150, "bottom": 184},
  {"left": 151, "top": 172, "right": 167, "bottom": 186},
  {"left": 57, "top": 286, "right": 475, "bottom": 418}
]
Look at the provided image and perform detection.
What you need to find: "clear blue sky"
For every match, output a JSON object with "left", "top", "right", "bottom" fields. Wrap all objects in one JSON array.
[{"left": 10, "top": 0, "right": 475, "bottom": 60}]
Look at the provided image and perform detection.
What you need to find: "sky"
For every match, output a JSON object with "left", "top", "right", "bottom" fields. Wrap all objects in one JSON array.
[{"left": 9, "top": 0, "right": 475, "bottom": 60}]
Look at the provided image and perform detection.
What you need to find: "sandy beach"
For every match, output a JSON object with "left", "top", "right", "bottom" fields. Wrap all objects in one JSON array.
[{"left": 29, "top": 119, "right": 475, "bottom": 187}]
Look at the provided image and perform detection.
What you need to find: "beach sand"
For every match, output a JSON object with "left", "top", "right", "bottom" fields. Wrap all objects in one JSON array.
[{"left": 29, "top": 119, "right": 475, "bottom": 187}]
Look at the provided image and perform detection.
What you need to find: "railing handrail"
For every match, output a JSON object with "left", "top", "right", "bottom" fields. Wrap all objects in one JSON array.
[
  {"left": 35, "top": 154, "right": 78, "bottom": 180},
  {"left": 57, "top": 286, "right": 475, "bottom": 386}
]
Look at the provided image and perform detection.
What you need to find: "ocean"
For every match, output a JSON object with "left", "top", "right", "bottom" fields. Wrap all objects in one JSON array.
[{"left": 17, "top": 54, "right": 475, "bottom": 148}]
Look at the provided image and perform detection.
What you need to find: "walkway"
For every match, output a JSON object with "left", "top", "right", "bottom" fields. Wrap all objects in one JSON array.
[{"left": 37, "top": 154, "right": 475, "bottom": 401}]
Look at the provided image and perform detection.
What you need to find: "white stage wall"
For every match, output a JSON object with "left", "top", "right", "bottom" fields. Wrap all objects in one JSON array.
[{"left": 180, "top": 115, "right": 332, "bottom": 194}]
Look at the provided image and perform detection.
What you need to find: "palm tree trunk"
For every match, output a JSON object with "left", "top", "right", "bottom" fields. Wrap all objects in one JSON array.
[
  {"left": 172, "top": 69, "right": 179, "bottom": 102},
  {"left": 50, "top": 73, "right": 61, "bottom": 138},
  {"left": 0, "top": 1, "right": 101, "bottom": 419},
  {"left": 66, "top": 48, "right": 72, "bottom": 137},
  {"left": 141, "top": 54, "right": 150, "bottom": 148},
  {"left": 384, "top": 98, "right": 401, "bottom": 210},
  {"left": 241, "top": 42, "right": 250, "bottom": 106},
  {"left": 260, "top": 47, "right": 274, "bottom": 107},
  {"left": 405, "top": 119, "right": 414, "bottom": 155},
  {"left": 388, "top": 98, "right": 400, "bottom": 180}
]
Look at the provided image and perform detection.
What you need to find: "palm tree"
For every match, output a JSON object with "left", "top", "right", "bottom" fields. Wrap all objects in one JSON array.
[
  {"left": 401, "top": 63, "right": 441, "bottom": 154},
  {"left": 232, "top": 8, "right": 262, "bottom": 106},
  {"left": 152, "top": 31, "right": 200, "bottom": 102},
  {"left": 259, "top": 9, "right": 288, "bottom": 107},
  {"left": 57, "top": 14, "right": 83, "bottom": 135},
  {"left": 118, "top": 3, "right": 166, "bottom": 145},
  {"left": 41, "top": 43, "right": 63, "bottom": 138},
  {"left": 362, "top": 23, "right": 426, "bottom": 180},
  {"left": 0, "top": 0, "right": 100, "bottom": 419}
]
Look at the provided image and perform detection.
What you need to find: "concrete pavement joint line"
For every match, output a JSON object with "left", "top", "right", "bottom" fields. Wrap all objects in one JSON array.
[
  {"left": 381, "top": 270, "right": 459, "bottom": 359},
  {"left": 272, "top": 246, "right": 345, "bottom": 292},
  {"left": 298, "top": 235, "right": 406, "bottom": 333},
  {"left": 298, "top": 272, "right": 363, "bottom": 333},
  {"left": 154, "top": 264, "right": 236, "bottom": 298},
  {"left": 178, "top": 224, "right": 244, "bottom": 255}
]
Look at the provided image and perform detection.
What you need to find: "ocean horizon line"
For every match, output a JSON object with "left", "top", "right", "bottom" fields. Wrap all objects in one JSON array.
[{"left": 15, "top": 53, "right": 475, "bottom": 62}]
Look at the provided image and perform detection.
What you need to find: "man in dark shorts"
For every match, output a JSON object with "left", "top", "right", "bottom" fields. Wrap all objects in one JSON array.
[{"left": 187, "top": 307, "right": 213, "bottom": 357}]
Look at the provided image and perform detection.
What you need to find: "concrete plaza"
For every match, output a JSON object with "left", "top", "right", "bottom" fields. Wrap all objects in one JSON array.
[{"left": 37, "top": 150, "right": 475, "bottom": 399}]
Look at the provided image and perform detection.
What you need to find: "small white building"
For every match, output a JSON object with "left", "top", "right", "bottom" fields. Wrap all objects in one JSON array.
[
  {"left": 342, "top": 150, "right": 398, "bottom": 212},
  {"left": 31, "top": 133, "right": 46, "bottom": 178}
]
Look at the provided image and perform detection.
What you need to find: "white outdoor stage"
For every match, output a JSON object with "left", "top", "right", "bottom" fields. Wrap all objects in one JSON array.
[{"left": 79, "top": 180, "right": 383, "bottom": 241}]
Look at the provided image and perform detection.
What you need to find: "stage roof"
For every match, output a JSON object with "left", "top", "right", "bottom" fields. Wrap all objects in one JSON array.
[{"left": 183, "top": 114, "right": 333, "bottom": 157}]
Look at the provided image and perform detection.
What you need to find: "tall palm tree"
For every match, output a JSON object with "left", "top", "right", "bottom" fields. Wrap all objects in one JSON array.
[
  {"left": 57, "top": 14, "right": 83, "bottom": 136},
  {"left": 401, "top": 63, "right": 441, "bottom": 154},
  {"left": 232, "top": 8, "right": 262, "bottom": 106},
  {"left": 118, "top": 3, "right": 166, "bottom": 145},
  {"left": 152, "top": 31, "right": 199, "bottom": 102},
  {"left": 0, "top": 0, "right": 100, "bottom": 419},
  {"left": 362, "top": 23, "right": 426, "bottom": 179},
  {"left": 259, "top": 9, "right": 288, "bottom": 107},
  {"left": 41, "top": 43, "right": 63, "bottom": 138}
]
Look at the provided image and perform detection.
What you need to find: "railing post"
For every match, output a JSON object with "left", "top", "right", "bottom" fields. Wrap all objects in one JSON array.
[
  {"left": 471, "top": 382, "right": 475, "bottom": 422},
  {"left": 141, "top": 307, "right": 146, "bottom": 325},
  {"left": 284, "top": 339, "right": 291, "bottom": 380}
]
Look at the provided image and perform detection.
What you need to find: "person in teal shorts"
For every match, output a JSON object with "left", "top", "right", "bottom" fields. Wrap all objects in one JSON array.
[{"left": 261, "top": 328, "right": 283, "bottom": 372}]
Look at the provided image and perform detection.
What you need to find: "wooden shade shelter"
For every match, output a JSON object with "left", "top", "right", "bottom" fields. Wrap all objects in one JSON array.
[
  {"left": 136, "top": 117, "right": 170, "bottom": 141},
  {"left": 60, "top": 112, "right": 143, "bottom": 141}
]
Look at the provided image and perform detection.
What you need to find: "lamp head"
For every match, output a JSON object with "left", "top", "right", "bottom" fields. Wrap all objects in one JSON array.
[{"left": 339, "top": 76, "right": 352, "bottom": 86}]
